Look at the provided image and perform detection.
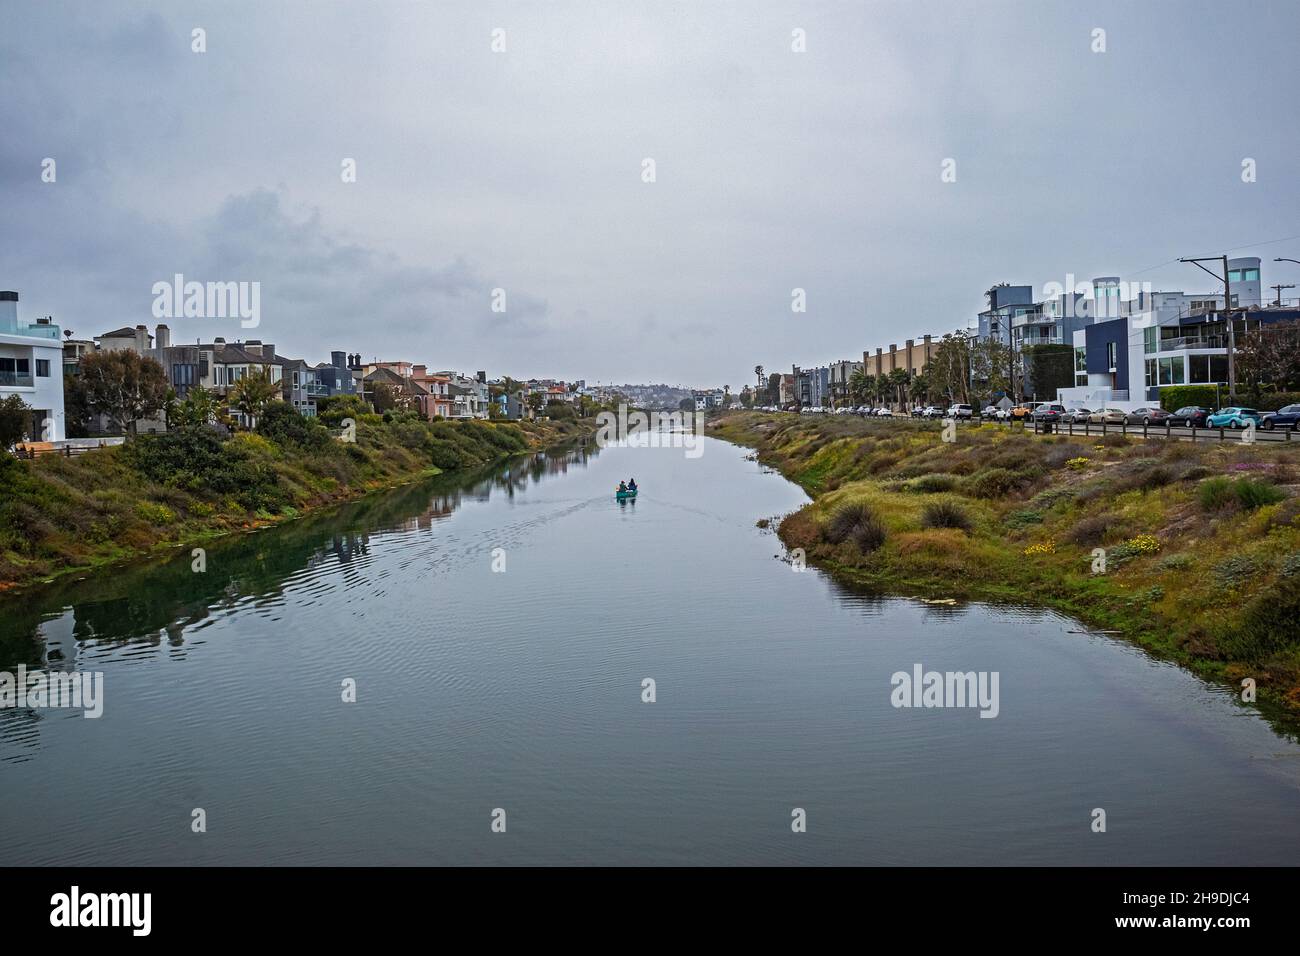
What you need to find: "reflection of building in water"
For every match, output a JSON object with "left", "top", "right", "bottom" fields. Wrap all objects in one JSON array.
[{"left": 329, "top": 533, "right": 369, "bottom": 563}]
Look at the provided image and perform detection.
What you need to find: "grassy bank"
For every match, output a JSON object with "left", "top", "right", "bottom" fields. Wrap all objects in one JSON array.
[
  {"left": 711, "top": 411, "right": 1300, "bottom": 727},
  {"left": 0, "top": 407, "right": 592, "bottom": 591}
]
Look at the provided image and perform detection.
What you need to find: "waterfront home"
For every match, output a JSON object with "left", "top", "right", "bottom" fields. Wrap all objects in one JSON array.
[{"left": 0, "top": 290, "right": 65, "bottom": 441}]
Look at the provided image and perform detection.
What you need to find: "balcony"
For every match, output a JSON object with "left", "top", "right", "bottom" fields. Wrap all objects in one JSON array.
[
  {"left": 305, "top": 382, "right": 329, "bottom": 395},
  {"left": 1159, "top": 335, "right": 1225, "bottom": 352},
  {"left": 1, "top": 322, "right": 61, "bottom": 340},
  {"left": 0, "top": 371, "right": 35, "bottom": 387}
]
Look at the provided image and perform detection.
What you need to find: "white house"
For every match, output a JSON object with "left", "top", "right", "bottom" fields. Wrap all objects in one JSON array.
[{"left": 0, "top": 291, "right": 65, "bottom": 442}]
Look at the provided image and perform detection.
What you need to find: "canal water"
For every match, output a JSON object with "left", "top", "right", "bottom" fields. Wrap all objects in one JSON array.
[{"left": 2, "top": 435, "right": 1297, "bottom": 865}]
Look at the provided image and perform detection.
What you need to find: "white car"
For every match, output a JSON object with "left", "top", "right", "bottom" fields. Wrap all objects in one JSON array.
[
  {"left": 874, "top": 407, "right": 892, "bottom": 417},
  {"left": 949, "top": 403, "right": 974, "bottom": 419}
]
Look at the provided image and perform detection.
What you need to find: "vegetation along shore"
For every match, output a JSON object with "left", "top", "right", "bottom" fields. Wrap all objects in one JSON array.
[
  {"left": 711, "top": 410, "right": 1300, "bottom": 729},
  {"left": 0, "top": 393, "right": 594, "bottom": 592}
]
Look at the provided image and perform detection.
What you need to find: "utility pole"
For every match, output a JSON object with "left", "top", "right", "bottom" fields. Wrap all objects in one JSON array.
[
  {"left": 1179, "top": 255, "right": 1235, "bottom": 400},
  {"left": 1270, "top": 283, "right": 1295, "bottom": 307}
]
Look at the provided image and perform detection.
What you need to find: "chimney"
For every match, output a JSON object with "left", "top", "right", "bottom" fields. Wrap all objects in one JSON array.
[
  {"left": 156, "top": 323, "right": 171, "bottom": 349},
  {"left": 0, "top": 291, "right": 16, "bottom": 330},
  {"left": 245, "top": 339, "right": 262, "bottom": 357},
  {"left": 331, "top": 350, "right": 346, "bottom": 369},
  {"left": 261, "top": 343, "right": 275, "bottom": 362},
  {"left": 413, "top": 364, "right": 427, "bottom": 378},
  {"left": 476, "top": 370, "right": 486, "bottom": 383},
  {"left": 214, "top": 337, "right": 226, "bottom": 353},
  {"left": 135, "top": 324, "right": 149, "bottom": 353}
]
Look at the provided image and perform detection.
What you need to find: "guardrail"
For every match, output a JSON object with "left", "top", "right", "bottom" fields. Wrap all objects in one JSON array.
[{"left": 1027, "top": 418, "right": 1294, "bottom": 443}]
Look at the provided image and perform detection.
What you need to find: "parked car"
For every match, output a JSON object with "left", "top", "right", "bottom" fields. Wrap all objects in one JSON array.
[
  {"left": 1063, "top": 407, "right": 1093, "bottom": 424},
  {"left": 1088, "top": 408, "right": 1126, "bottom": 425},
  {"left": 873, "top": 407, "right": 892, "bottom": 418},
  {"left": 949, "top": 403, "right": 974, "bottom": 419},
  {"left": 1261, "top": 404, "right": 1300, "bottom": 430},
  {"left": 921, "top": 405, "right": 943, "bottom": 419},
  {"left": 1124, "top": 407, "right": 1172, "bottom": 426},
  {"left": 1205, "top": 407, "right": 1264, "bottom": 429},
  {"left": 1010, "top": 403, "right": 1041, "bottom": 420},
  {"left": 992, "top": 406, "right": 1012, "bottom": 421},
  {"left": 1166, "top": 405, "right": 1212, "bottom": 427},
  {"left": 910, "top": 406, "right": 926, "bottom": 418},
  {"left": 1032, "top": 403, "right": 1067, "bottom": 423}
]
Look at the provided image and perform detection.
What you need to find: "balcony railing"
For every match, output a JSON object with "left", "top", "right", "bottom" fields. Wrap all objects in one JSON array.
[
  {"left": 0, "top": 322, "right": 61, "bottom": 339},
  {"left": 1158, "top": 335, "right": 1225, "bottom": 352},
  {"left": 305, "top": 382, "right": 329, "bottom": 395},
  {"left": 0, "top": 371, "right": 35, "bottom": 387}
]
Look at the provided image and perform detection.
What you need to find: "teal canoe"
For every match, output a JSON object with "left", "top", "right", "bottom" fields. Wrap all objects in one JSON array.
[{"left": 616, "top": 488, "right": 638, "bottom": 500}]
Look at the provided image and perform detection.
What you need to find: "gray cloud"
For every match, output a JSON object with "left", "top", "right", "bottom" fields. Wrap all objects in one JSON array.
[{"left": 2, "top": 0, "right": 1298, "bottom": 386}]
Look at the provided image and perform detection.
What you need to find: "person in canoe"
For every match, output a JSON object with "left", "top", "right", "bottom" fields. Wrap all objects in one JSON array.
[
  {"left": 628, "top": 478, "right": 637, "bottom": 491},
  {"left": 618, "top": 480, "right": 628, "bottom": 493}
]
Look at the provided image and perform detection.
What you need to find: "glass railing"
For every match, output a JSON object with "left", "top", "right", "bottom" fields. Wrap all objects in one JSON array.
[
  {"left": 1, "top": 322, "right": 62, "bottom": 339},
  {"left": 0, "top": 371, "right": 35, "bottom": 387},
  {"left": 1159, "top": 335, "right": 1225, "bottom": 351}
]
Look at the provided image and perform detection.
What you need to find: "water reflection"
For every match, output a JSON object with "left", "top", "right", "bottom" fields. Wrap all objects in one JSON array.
[{"left": 0, "top": 443, "right": 598, "bottom": 672}]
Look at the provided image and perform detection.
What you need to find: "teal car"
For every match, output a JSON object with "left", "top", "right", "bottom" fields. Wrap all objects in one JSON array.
[{"left": 1205, "top": 407, "right": 1263, "bottom": 429}]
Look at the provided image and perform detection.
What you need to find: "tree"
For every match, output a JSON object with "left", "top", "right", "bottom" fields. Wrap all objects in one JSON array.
[
  {"left": 229, "top": 368, "right": 280, "bottom": 428},
  {"left": 370, "top": 381, "right": 399, "bottom": 414},
  {"left": 0, "top": 394, "right": 32, "bottom": 447},
  {"left": 80, "top": 350, "right": 170, "bottom": 435},
  {"left": 766, "top": 372, "right": 781, "bottom": 406},
  {"left": 887, "top": 368, "right": 910, "bottom": 408},
  {"left": 740, "top": 386, "right": 754, "bottom": 409},
  {"left": 527, "top": 391, "right": 545, "bottom": 413},
  {"left": 930, "top": 331, "right": 973, "bottom": 404},
  {"left": 1237, "top": 319, "right": 1300, "bottom": 395},
  {"left": 167, "top": 386, "right": 223, "bottom": 432},
  {"left": 1023, "top": 344, "right": 1074, "bottom": 402},
  {"left": 970, "top": 336, "right": 1012, "bottom": 403},
  {"left": 63, "top": 373, "right": 91, "bottom": 438},
  {"left": 848, "top": 368, "right": 870, "bottom": 405}
]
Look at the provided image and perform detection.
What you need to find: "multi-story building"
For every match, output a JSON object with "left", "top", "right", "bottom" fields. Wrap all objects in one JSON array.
[
  {"left": 827, "top": 359, "right": 862, "bottom": 407},
  {"left": 0, "top": 291, "right": 65, "bottom": 441},
  {"left": 1059, "top": 257, "right": 1281, "bottom": 407},
  {"left": 792, "top": 365, "right": 830, "bottom": 407},
  {"left": 862, "top": 335, "right": 937, "bottom": 379}
]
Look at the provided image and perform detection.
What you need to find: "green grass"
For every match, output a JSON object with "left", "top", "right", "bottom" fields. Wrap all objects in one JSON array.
[{"left": 710, "top": 410, "right": 1300, "bottom": 734}]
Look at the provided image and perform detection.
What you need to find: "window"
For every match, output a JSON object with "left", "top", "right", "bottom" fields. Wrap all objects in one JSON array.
[
  {"left": 1210, "top": 355, "right": 1228, "bottom": 382},
  {"left": 1243, "top": 268, "right": 1259, "bottom": 281},
  {"left": 36, "top": 359, "right": 50, "bottom": 377},
  {"left": 1157, "top": 357, "right": 1185, "bottom": 385},
  {"left": 1189, "top": 354, "right": 1210, "bottom": 384},
  {"left": 1228, "top": 270, "right": 1242, "bottom": 283},
  {"left": 1074, "top": 347, "right": 1086, "bottom": 372},
  {"left": 1143, "top": 327, "right": 1157, "bottom": 353},
  {"left": 1145, "top": 358, "right": 1157, "bottom": 388},
  {"left": 1106, "top": 342, "right": 1117, "bottom": 369},
  {"left": 292, "top": 371, "right": 300, "bottom": 388}
]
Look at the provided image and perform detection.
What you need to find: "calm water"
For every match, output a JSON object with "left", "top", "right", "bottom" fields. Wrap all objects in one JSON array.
[{"left": 1, "top": 435, "right": 1298, "bottom": 865}]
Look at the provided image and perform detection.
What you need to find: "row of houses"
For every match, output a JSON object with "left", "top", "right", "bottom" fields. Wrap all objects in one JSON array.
[
  {"left": 2, "top": 290, "right": 591, "bottom": 441},
  {"left": 776, "top": 255, "right": 1300, "bottom": 412}
]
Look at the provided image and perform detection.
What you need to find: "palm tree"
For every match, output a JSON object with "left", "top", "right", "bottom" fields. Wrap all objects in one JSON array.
[
  {"left": 848, "top": 367, "right": 870, "bottom": 405},
  {"left": 887, "top": 368, "right": 910, "bottom": 409},
  {"left": 229, "top": 368, "right": 279, "bottom": 429}
]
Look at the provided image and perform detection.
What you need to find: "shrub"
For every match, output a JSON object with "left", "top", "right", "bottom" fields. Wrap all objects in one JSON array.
[
  {"left": 1158, "top": 385, "right": 1219, "bottom": 412},
  {"left": 962, "top": 467, "right": 1031, "bottom": 499},
  {"left": 257, "top": 402, "right": 332, "bottom": 449},
  {"left": 1280, "top": 553, "right": 1300, "bottom": 578},
  {"left": 1199, "top": 476, "right": 1288, "bottom": 512},
  {"left": 1219, "top": 584, "right": 1300, "bottom": 661},
  {"left": 824, "top": 502, "right": 887, "bottom": 553},
  {"left": 920, "top": 500, "right": 973, "bottom": 532},
  {"left": 1108, "top": 534, "right": 1161, "bottom": 565},
  {"left": 1065, "top": 513, "right": 1115, "bottom": 547},
  {"left": 907, "top": 473, "right": 958, "bottom": 493},
  {"left": 1066, "top": 456, "right": 1090, "bottom": 470},
  {"left": 134, "top": 501, "right": 176, "bottom": 525},
  {"left": 1232, "top": 478, "right": 1287, "bottom": 510},
  {"left": 1213, "top": 555, "right": 1258, "bottom": 588},
  {"left": 1005, "top": 509, "right": 1043, "bottom": 529},
  {"left": 1156, "top": 553, "right": 1193, "bottom": 571},
  {"left": 1023, "top": 540, "right": 1055, "bottom": 556},
  {"left": 1198, "top": 476, "right": 1235, "bottom": 511}
]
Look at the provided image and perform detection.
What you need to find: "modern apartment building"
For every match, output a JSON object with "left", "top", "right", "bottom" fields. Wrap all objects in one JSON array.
[
  {"left": 0, "top": 291, "right": 65, "bottom": 442},
  {"left": 862, "top": 334, "right": 937, "bottom": 379}
]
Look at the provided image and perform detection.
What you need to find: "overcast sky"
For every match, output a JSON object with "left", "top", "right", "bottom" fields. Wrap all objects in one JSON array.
[{"left": 4, "top": 1, "right": 1298, "bottom": 389}]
